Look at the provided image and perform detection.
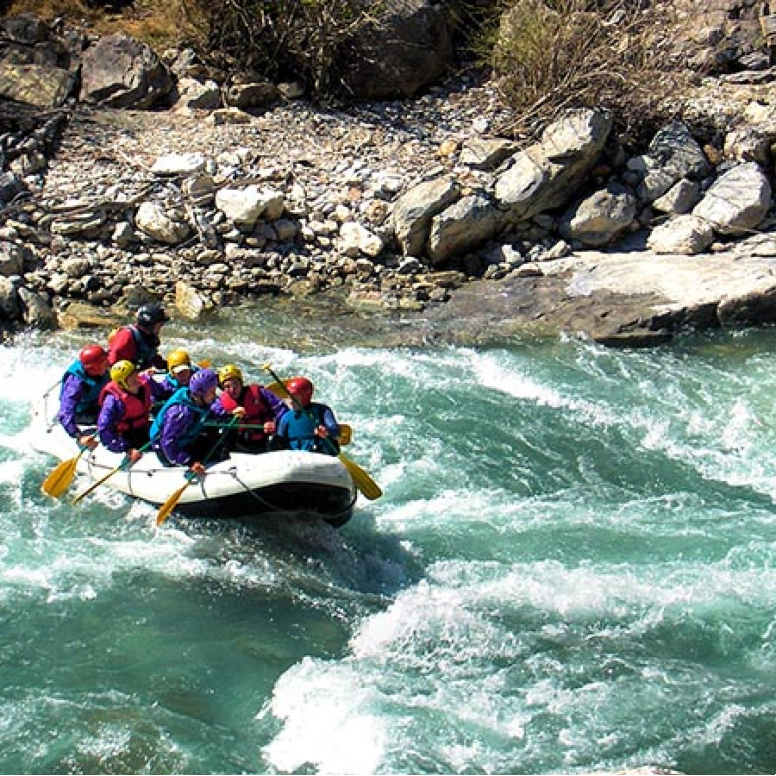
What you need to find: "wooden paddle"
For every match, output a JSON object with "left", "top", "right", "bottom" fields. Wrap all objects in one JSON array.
[
  {"left": 262, "top": 364, "right": 382, "bottom": 501},
  {"left": 41, "top": 442, "right": 93, "bottom": 499},
  {"left": 155, "top": 476, "right": 194, "bottom": 527},
  {"left": 155, "top": 415, "right": 239, "bottom": 526},
  {"left": 71, "top": 459, "right": 128, "bottom": 505}
]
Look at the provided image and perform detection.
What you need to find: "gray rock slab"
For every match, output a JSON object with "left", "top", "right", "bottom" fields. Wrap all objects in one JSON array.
[{"left": 421, "top": 248, "right": 776, "bottom": 346}]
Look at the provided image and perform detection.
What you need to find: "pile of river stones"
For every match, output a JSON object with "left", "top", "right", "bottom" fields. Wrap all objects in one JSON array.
[{"left": 4, "top": 11, "right": 776, "bottom": 339}]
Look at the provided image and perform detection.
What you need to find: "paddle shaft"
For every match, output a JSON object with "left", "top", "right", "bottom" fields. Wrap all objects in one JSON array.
[
  {"left": 72, "top": 439, "right": 154, "bottom": 504},
  {"left": 155, "top": 413, "right": 239, "bottom": 526}
]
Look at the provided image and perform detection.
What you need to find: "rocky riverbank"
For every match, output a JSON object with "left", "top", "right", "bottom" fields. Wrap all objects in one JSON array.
[
  {"left": 5, "top": 9, "right": 776, "bottom": 347},
  {"left": 0, "top": 67, "right": 516, "bottom": 335}
]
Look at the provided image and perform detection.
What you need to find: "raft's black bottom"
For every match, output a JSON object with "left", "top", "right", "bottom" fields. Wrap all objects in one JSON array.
[{"left": 175, "top": 482, "right": 356, "bottom": 527}]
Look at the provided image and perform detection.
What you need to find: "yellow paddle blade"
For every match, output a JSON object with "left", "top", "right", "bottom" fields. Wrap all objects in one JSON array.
[
  {"left": 339, "top": 453, "right": 382, "bottom": 501},
  {"left": 266, "top": 380, "right": 289, "bottom": 399},
  {"left": 155, "top": 481, "right": 191, "bottom": 526},
  {"left": 339, "top": 424, "right": 352, "bottom": 446},
  {"left": 41, "top": 456, "right": 79, "bottom": 499}
]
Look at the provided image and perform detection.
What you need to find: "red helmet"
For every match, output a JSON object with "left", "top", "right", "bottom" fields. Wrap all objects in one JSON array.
[
  {"left": 286, "top": 376, "right": 314, "bottom": 407},
  {"left": 79, "top": 344, "right": 108, "bottom": 374}
]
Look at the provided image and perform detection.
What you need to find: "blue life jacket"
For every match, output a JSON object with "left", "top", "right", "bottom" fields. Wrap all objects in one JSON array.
[
  {"left": 282, "top": 405, "right": 327, "bottom": 452},
  {"left": 150, "top": 386, "right": 209, "bottom": 448},
  {"left": 61, "top": 360, "right": 108, "bottom": 413}
]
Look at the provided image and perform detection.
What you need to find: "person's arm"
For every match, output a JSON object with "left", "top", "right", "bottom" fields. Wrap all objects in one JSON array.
[
  {"left": 97, "top": 395, "right": 129, "bottom": 453},
  {"left": 261, "top": 386, "right": 288, "bottom": 422},
  {"left": 211, "top": 401, "right": 244, "bottom": 421},
  {"left": 144, "top": 374, "right": 169, "bottom": 403},
  {"left": 58, "top": 375, "right": 88, "bottom": 440},
  {"left": 160, "top": 406, "right": 195, "bottom": 467},
  {"left": 318, "top": 404, "right": 341, "bottom": 439}
]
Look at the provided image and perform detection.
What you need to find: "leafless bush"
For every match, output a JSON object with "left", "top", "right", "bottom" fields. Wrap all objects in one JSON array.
[
  {"left": 486, "top": 0, "right": 688, "bottom": 138},
  {"left": 179, "top": 0, "right": 380, "bottom": 94}
]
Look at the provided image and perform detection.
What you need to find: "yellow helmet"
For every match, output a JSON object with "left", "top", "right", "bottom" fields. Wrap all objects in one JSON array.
[
  {"left": 218, "top": 364, "right": 243, "bottom": 386},
  {"left": 110, "top": 360, "right": 137, "bottom": 389},
  {"left": 166, "top": 348, "right": 191, "bottom": 371}
]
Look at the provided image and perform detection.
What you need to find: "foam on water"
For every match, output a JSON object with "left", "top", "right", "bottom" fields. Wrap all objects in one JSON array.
[{"left": 5, "top": 328, "right": 776, "bottom": 773}]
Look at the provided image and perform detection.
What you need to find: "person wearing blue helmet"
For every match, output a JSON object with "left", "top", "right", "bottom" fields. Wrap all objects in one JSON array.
[{"left": 150, "top": 368, "right": 243, "bottom": 475}]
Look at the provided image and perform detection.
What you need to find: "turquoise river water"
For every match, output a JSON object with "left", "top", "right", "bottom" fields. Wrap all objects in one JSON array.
[{"left": 2, "top": 313, "right": 776, "bottom": 775}]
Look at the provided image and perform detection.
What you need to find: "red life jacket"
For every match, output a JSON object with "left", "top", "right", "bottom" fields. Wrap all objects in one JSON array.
[
  {"left": 219, "top": 385, "right": 272, "bottom": 440},
  {"left": 99, "top": 380, "right": 152, "bottom": 433}
]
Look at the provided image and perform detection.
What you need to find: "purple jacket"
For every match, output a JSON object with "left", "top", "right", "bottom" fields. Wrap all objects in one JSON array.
[
  {"left": 58, "top": 371, "right": 107, "bottom": 438},
  {"left": 97, "top": 379, "right": 166, "bottom": 453},
  {"left": 153, "top": 397, "right": 232, "bottom": 467},
  {"left": 97, "top": 394, "right": 131, "bottom": 453}
]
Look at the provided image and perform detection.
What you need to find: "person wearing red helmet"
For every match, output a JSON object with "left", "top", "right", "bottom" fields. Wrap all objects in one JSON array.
[
  {"left": 276, "top": 376, "right": 341, "bottom": 455},
  {"left": 57, "top": 344, "right": 110, "bottom": 449},
  {"left": 150, "top": 368, "right": 243, "bottom": 476},
  {"left": 108, "top": 302, "right": 170, "bottom": 371}
]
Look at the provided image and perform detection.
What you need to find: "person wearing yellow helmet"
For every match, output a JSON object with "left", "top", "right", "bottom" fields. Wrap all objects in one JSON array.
[
  {"left": 218, "top": 363, "right": 242, "bottom": 385},
  {"left": 214, "top": 364, "right": 288, "bottom": 453},
  {"left": 97, "top": 360, "right": 158, "bottom": 462},
  {"left": 167, "top": 348, "right": 191, "bottom": 371},
  {"left": 154, "top": 347, "right": 198, "bottom": 402}
]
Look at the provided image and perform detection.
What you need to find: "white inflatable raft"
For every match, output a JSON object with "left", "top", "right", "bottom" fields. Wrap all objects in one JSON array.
[{"left": 29, "top": 393, "right": 357, "bottom": 526}]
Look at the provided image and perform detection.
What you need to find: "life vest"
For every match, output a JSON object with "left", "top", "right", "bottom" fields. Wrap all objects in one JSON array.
[
  {"left": 109, "top": 324, "right": 160, "bottom": 369},
  {"left": 281, "top": 404, "right": 327, "bottom": 452},
  {"left": 99, "top": 380, "right": 152, "bottom": 433},
  {"left": 150, "top": 386, "right": 210, "bottom": 449},
  {"left": 60, "top": 360, "right": 108, "bottom": 413},
  {"left": 219, "top": 386, "right": 272, "bottom": 440}
]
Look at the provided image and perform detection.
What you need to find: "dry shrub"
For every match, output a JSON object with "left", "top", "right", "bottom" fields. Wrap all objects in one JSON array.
[
  {"left": 3, "top": 0, "right": 380, "bottom": 95},
  {"left": 5, "top": 0, "right": 194, "bottom": 48},
  {"left": 111, "top": 0, "right": 195, "bottom": 48},
  {"left": 179, "top": 0, "right": 379, "bottom": 93},
  {"left": 488, "top": 0, "right": 688, "bottom": 138},
  {"left": 6, "top": 0, "right": 98, "bottom": 20}
]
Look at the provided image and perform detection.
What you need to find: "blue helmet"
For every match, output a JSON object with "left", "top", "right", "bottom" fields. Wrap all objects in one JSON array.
[{"left": 189, "top": 368, "right": 218, "bottom": 396}]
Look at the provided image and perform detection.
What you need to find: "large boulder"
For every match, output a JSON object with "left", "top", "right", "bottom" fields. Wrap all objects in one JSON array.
[
  {"left": 80, "top": 33, "right": 173, "bottom": 109},
  {"left": 495, "top": 108, "right": 612, "bottom": 224},
  {"left": 339, "top": 0, "right": 454, "bottom": 99},
  {"left": 693, "top": 161, "right": 772, "bottom": 235},
  {"left": 0, "top": 63, "right": 76, "bottom": 108}
]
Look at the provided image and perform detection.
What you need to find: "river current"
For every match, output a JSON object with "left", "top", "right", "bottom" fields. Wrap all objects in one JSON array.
[{"left": 2, "top": 309, "right": 776, "bottom": 775}]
